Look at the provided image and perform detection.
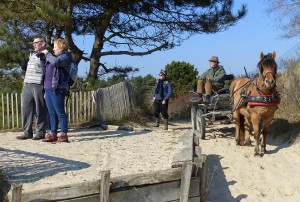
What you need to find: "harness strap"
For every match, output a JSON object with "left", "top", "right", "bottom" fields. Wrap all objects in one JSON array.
[{"left": 246, "top": 93, "right": 280, "bottom": 107}]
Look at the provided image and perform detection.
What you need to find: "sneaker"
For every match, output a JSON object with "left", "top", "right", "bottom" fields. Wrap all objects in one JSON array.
[
  {"left": 16, "top": 135, "right": 32, "bottom": 140},
  {"left": 57, "top": 134, "right": 69, "bottom": 143},
  {"left": 32, "top": 135, "right": 45, "bottom": 140},
  {"left": 42, "top": 133, "right": 57, "bottom": 142}
]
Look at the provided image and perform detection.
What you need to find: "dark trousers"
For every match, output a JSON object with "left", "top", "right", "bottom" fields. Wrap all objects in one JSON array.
[{"left": 153, "top": 100, "right": 169, "bottom": 119}]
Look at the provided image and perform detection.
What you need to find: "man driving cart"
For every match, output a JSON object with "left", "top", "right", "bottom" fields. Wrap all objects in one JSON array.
[{"left": 196, "top": 56, "right": 226, "bottom": 103}]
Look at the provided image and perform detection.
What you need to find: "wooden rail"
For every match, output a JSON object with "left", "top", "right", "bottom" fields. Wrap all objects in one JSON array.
[{"left": 6, "top": 130, "right": 207, "bottom": 202}]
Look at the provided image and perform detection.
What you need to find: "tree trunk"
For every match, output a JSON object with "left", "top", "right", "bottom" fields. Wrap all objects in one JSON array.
[{"left": 88, "top": 56, "right": 100, "bottom": 80}]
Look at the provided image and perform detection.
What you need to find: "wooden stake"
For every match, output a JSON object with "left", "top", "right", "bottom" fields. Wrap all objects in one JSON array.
[
  {"left": 180, "top": 161, "right": 193, "bottom": 202},
  {"left": 11, "top": 183, "right": 22, "bottom": 202},
  {"left": 100, "top": 170, "right": 110, "bottom": 202}
]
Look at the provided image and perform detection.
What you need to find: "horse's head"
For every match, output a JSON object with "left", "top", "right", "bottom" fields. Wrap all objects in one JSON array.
[{"left": 258, "top": 51, "right": 277, "bottom": 89}]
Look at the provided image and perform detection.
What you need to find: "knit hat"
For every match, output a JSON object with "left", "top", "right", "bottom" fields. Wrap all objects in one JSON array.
[{"left": 208, "top": 56, "right": 219, "bottom": 63}]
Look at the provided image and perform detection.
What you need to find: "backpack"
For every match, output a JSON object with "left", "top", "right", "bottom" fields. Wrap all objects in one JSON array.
[{"left": 68, "top": 61, "right": 78, "bottom": 87}]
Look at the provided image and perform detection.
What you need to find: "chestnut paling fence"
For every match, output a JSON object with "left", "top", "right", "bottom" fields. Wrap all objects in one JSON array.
[{"left": 0, "top": 81, "right": 135, "bottom": 130}]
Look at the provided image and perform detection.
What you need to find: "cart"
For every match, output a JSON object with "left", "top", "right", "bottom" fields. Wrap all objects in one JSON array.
[{"left": 190, "top": 78, "right": 233, "bottom": 139}]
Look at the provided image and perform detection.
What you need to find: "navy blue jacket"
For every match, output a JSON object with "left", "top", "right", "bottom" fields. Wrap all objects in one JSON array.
[
  {"left": 45, "top": 51, "right": 72, "bottom": 90},
  {"left": 152, "top": 79, "right": 172, "bottom": 101}
]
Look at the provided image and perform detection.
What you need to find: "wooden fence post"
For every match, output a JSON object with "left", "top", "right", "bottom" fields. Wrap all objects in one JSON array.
[
  {"left": 200, "top": 155, "right": 207, "bottom": 202},
  {"left": 11, "top": 183, "right": 22, "bottom": 202},
  {"left": 100, "top": 170, "right": 110, "bottom": 202},
  {"left": 180, "top": 161, "right": 193, "bottom": 202}
]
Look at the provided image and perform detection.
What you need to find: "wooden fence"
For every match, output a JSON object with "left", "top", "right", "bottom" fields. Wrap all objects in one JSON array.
[
  {"left": 0, "top": 92, "right": 95, "bottom": 130},
  {"left": 92, "top": 80, "right": 136, "bottom": 121},
  {"left": 7, "top": 130, "right": 207, "bottom": 202},
  {"left": 0, "top": 81, "right": 135, "bottom": 130}
]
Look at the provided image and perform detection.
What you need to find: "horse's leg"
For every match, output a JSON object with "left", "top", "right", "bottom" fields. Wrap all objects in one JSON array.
[
  {"left": 244, "top": 116, "right": 252, "bottom": 146},
  {"left": 261, "top": 117, "right": 273, "bottom": 154},
  {"left": 233, "top": 111, "right": 240, "bottom": 145},
  {"left": 251, "top": 113, "right": 260, "bottom": 156},
  {"left": 240, "top": 108, "right": 251, "bottom": 146}
]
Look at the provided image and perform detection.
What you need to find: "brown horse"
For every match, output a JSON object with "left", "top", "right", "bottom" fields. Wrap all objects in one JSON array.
[{"left": 230, "top": 51, "right": 280, "bottom": 156}]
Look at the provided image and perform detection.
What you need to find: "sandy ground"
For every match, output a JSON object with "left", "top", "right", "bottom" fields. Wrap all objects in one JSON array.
[
  {"left": 0, "top": 121, "right": 191, "bottom": 193},
  {"left": 1, "top": 120, "right": 300, "bottom": 202},
  {"left": 201, "top": 123, "right": 300, "bottom": 202}
]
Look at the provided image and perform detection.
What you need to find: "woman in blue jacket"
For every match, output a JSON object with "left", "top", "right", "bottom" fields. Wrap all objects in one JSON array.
[
  {"left": 41, "top": 38, "right": 72, "bottom": 142},
  {"left": 152, "top": 70, "right": 172, "bottom": 130}
]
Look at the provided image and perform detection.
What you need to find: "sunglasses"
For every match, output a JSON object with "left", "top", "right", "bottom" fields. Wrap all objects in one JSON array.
[
  {"left": 159, "top": 74, "right": 165, "bottom": 76},
  {"left": 32, "top": 41, "right": 43, "bottom": 45}
]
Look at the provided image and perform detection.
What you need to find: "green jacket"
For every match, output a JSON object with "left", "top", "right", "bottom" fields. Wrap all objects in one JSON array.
[{"left": 199, "top": 65, "right": 226, "bottom": 85}]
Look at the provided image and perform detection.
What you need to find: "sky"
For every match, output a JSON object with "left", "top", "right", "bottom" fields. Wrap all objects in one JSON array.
[{"left": 75, "top": 0, "right": 300, "bottom": 78}]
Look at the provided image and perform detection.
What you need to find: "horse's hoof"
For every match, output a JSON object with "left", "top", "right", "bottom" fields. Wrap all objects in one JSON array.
[
  {"left": 254, "top": 153, "right": 260, "bottom": 157},
  {"left": 245, "top": 141, "right": 252, "bottom": 146}
]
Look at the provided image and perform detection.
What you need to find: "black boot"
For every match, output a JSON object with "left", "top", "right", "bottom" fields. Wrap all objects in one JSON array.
[
  {"left": 163, "top": 119, "right": 168, "bottom": 130},
  {"left": 203, "top": 95, "right": 210, "bottom": 104},
  {"left": 154, "top": 118, "right": 160, "bottom": 127}
]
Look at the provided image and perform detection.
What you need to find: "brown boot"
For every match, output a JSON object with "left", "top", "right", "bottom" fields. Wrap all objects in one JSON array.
[
  {"left": 42, "top": 133, "right": 57, "bottom": 142},
  {"left": 57, "top": 133, "right": 69, "bottom": 143}
]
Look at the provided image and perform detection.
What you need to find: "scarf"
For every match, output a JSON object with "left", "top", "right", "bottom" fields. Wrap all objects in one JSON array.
[{"left": 155, "top": 80, "right": 165, "bottom": 99}]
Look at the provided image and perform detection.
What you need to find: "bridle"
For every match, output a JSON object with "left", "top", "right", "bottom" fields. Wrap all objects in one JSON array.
[{"left": 258, "top": 57, "right": 277, "bottom": 84}]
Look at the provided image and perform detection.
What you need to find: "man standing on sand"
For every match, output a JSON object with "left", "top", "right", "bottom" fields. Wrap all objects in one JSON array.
[
  {"left": 152, "top": 70, "right": 172, "bottom": 130},
  {"left": 16, "top": 35, "right": 48, "bottom": 140}
]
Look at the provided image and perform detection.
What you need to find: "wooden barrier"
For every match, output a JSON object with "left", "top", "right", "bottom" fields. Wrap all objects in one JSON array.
[{"left": 6, "top": 130, "right": 207, "bottom": 202}]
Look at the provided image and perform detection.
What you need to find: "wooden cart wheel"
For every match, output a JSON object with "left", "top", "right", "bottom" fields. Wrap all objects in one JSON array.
[
  {"left": 191, "top": 106, "right": 196, "bottom": 130},
  {"left": 196, "top": 108, "right": 206, "bottom": 139}
]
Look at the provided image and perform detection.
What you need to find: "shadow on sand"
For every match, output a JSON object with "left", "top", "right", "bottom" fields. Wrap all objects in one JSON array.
[
  {"left": 0, "top": 147, "right": 90, "bottom": 184},
  {"left": 205, "top": 154, "right": 247, "bottom": 202}
]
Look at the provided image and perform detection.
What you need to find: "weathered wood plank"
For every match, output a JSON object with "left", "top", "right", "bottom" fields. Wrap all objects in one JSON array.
[
  {"left": 180, "top": 161, "right": 193, "bottom": 202},
  {"left": 111, "top": 168, "right": 182, "bottom": 189},
  {"left": 193, "top": 135, "right": 199, "bottom": 146},
  {"left": 200, "top": 155, "right": 207, "bottom": 202},
  {"left": 110, "top": 178, "right": 199, "bottom": 202},
  {"left": 172, "top": 131, "right": 193, "bottom": 165},
  {"left": 62, "top": 178, "right": 200, "bottom": 202},
  {"left": 11, "top": 183, "right": 22, "bottom": 202},
  {"left": 100, "top": 171, "right": 110, "bottom": 202},
  {"left": 193, "top": 130, "right": 201, "bottom": 139},
  {"left": 192, "top": 157, "right": 203, "bottom": 177},
  {"left": 195, "top": 146, "right": 201, "bottom": 158},
  {"left": 19, "top": 168, "right": 182, "bottom": 201}
]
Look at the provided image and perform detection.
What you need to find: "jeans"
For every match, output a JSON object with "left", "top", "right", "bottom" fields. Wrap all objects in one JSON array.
[{"left": 45, "top": 88, "right": 68, "bottom": 134}]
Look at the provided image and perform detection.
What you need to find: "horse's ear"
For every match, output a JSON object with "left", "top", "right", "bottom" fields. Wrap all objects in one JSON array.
[
  {"left": 271, "top": 51, "right": 276, "bottom": 59},
  {"left": 260, "top": 52, "right": 264, "bottom": 60}
]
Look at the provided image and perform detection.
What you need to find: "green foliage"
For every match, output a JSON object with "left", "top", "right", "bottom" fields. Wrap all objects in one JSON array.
[
  {"left": 165, "top": 61, "right": 198, "bottom": 97},
  {"left": 0, "top": 0, "right": 247, "bottom": 79},
  {"left": 0, "top": 72, "right": 23, "bottom": 93}
]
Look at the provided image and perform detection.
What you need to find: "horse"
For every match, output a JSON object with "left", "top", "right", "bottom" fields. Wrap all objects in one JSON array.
[{"left": 229, "top": 51, "right": 280, "bottom": 156}]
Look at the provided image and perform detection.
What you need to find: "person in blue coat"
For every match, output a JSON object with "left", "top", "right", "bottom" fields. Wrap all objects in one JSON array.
[
  {"left": 41, "top": 38, "right": 72, "bottom": 143},
  {"left": 152, "top": 70, "right": 172, "bottom": 130}
]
